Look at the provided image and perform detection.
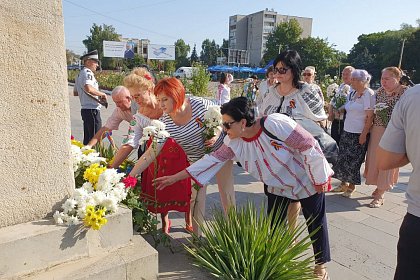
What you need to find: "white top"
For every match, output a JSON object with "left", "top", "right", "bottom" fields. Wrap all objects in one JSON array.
[
  {"left": 260, "top": 83, "right": 327, "bottom": 122},
  {"left": 75, "top": 67, "right": 101, "bottom": 110},
  {"left": 187, "top": 114, "right": 333, "bottom": 200},
  {"left": 256, "top": 80, "right": 274, "bottom": 113},
  {"left": 215, "top": 83, "right": 230, "bottom": 105},
  {"left": 104, "top": 108, "right": 134, "bottom": 130},
  {"left": 380, "top": 85, "right": 420, "bottom": 217},
  {"left": 121, "top": 113, "right": 152, "bottom": 149},
  {"left": 344, "top": 88, "right": 375, "bottom": 133}
]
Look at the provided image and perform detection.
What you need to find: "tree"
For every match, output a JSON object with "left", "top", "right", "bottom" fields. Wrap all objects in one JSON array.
[
  {"left": 263, "top": 19, "right": 303, "bottom": 64},
  {"left": 83, "top": 23, "right": 120, "bottom": 69},
  {"left": 190, "top": 44, "right": 199, "bottom": 63},
  {"left": 200, "top": 39, "right": 219, "bottom": 66},
  {"left": 66, "top": 49, "right": 80, "bottom": 65},
  {"left": 402, "top": 28, "right": 420, "bottom": 83},
  {"left": 293, "top": 37, "right": 342, "bottom": 79},
  {"left": 175, "top": 39, "right": 190, "bottom": 68}
]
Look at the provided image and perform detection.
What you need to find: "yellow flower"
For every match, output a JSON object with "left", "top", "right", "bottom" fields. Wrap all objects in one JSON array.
[
  {"left": 71, "top": 139, "right": 84, "bottom": 148},
  {"left": 82, "top": 149, "right": 96, "bottom": 155},
  {"left": 83, "top": 205, "right": 108, "bottom": 230},
  {"left": 83, "top": 163, "right": 106, "bottom": 189}
]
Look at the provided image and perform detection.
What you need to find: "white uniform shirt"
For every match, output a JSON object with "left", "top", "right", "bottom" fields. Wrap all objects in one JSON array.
[{"left": 75, "top": 67, "right": 101, "bottom": 110}]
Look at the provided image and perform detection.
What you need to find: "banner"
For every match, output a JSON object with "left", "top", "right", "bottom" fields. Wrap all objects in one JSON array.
[
  {"left": 147, "top": 44, "right": 175, "bottom": 60},
  {"left": 103, "top": 41, "right": 125, "bottom": 58}
]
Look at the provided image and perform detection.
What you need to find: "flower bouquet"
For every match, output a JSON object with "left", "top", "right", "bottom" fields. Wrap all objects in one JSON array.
[
  {"left": 54, "top": 140, "right": 131, "bottom": 230},
  {"left": 332, "top": 84, "right": 350, "bottom": 110},
  {"left": 197, "top": 105, "right": 222, "bottom": 154},
  {"left": 374, "top": 102, "right": 390, "bottom": 125}
]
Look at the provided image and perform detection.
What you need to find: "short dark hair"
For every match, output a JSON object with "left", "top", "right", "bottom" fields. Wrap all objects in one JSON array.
[
  {"left": 220, "top": 97, "right": 256, "bottom": 127},
  {"left": 273, "top": 50, "right": 302, "bottom": 89},
  {"left": 219, "top": 72, "right": 227, "bottom": 84}
]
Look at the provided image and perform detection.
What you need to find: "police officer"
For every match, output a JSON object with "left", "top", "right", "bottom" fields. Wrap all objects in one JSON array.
[{"left": 74, "top": 50, "right": 108, "bottom": 145}]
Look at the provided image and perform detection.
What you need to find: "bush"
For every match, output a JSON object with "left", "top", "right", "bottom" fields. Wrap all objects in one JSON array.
[
  {"left": 186, "top": 201, "right": 317, "bottom": 279},
  {"left": 185, "top": 62, "right": 211, "bottom": 97}
]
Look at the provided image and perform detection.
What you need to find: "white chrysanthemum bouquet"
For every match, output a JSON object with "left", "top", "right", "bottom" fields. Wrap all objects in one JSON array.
[
  {"left": 139, "top": 120, "right": 170, "bottom": 145},
  {"left": 199, "top": 105, "right": 222, "bottom": 153},
  {"left": 329, "top": 83, "right": 349, "bottom": 110},
  {"left": 374, "top": 102, "right": 390, "bottom": 125}
]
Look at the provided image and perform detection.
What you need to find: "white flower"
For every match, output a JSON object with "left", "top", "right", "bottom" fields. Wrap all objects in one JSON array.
[
  {"left": 157, "top": 130, "right": 170, "bottom": 139},
  {"left": 81, "top": 182, "right": 94, "bottom": 193},
  {"left": 92, "top": 191, "right": 107, "bottom": 205},
  {"left": 326, "top": 83, "right": 339, "bottom": 98},
  {"left": 62, "top": 198, "right": 78, "bottom": 214},
  {"left": 96, "top": 169, "right": 125, "bottom": 192},
  {"left": 53, "top": 211, "right": 65, "bottom": 224},
  {"left": 101, "top": 197, "right": 119, "bottom": 213},
  {"left": 341, "top": 84, "right": 351, "bottom": 95},
  {"left": 150, "top": 120, "right": 166, "bottom": 131},
  {"left": 65, "top": 215, "right": 79, "bottom": 226},
  {"left": 374, "top": 102, "right": 389, "bottom": 113}
]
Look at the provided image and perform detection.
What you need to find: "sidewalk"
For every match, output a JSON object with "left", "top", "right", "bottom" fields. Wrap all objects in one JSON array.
[{"left": 69, "top": 86, "right": 410, "bottom": 279}]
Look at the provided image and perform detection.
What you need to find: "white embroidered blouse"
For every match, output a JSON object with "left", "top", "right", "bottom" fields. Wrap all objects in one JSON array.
[{"left": 186, "top": 114, "right": 333, "bottom": 200}]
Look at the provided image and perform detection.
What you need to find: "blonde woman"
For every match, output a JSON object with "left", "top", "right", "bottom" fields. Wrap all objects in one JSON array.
[{"left": 364, "top": 67, "right": 408, "bottom": 207}]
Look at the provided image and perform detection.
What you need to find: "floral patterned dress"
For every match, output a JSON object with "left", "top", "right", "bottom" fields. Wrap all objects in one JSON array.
[{"left": 364, "top": 85, "right": 407, "bottom": 193}]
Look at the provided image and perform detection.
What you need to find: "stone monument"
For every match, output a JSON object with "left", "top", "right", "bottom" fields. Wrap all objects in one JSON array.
[{"left": 0, "top": 1, "right": 157, "bottom": 279}]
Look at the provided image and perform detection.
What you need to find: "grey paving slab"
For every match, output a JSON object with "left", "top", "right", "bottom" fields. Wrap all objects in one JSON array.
[{"left": 67, "top": 85, "right": 412, "bottom": 279}]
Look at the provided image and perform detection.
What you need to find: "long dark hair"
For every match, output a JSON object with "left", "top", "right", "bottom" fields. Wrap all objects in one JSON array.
[{"left": 273, "top": 50, "right": 302, "bottom": 89}]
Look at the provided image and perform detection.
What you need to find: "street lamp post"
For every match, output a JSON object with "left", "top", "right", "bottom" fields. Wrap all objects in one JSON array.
[{"left": 398, "top": 38, "right": 406, "bottom": 69}]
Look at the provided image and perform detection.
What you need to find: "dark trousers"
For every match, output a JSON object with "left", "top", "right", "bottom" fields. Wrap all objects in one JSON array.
[
  {"left": 330, "top": 119, "right": 345, "bottom": 145},
  {"left": 81, "top": 109, "right": 102, "bottom": 145},
  {"left": 394, "top": 213, "right": 420, "bottom": 280},
  {"left": 265, "top": 187, "right": 331, "bottom": 264}
]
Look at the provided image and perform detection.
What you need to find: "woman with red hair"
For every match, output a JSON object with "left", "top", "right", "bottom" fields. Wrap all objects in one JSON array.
[{"left": 129, "top": 77, "right": 235, "bottom": 236}]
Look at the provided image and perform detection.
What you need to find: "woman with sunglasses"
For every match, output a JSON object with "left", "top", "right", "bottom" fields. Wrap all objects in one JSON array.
[
  {"left": 259, "top": 50, "right": 328, "bottom": 232},
  {"left": 153, "top": 97, "right": 333, "bottom": 280},
  {"left": 128, "top": 77, "right": 235, "bottom": 236},
  {"left": 110, "top": 67, "right": 192, "bottom": 234}
]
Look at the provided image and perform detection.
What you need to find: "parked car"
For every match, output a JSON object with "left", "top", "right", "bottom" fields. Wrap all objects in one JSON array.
[
  {"left": 67, "top": 64, "right": 81, "bottom": 70},
  {"left": 172, "top": 67, "right": 197, "bottom": 79}
]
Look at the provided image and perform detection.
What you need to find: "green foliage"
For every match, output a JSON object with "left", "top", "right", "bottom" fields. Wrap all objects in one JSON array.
[
  {"left": 185, "top": 202, "right": 316, "bottom": 280},
  {"left": 263, "top": 19, "right": 303, "bottom": 64},
  {"left": 83, "top": 23, "right": 120, "bottom": 70},
  {"left": 67, "top": 70, "right": 79, "bottom": 83},
  {"left": 66, "top": 49, "right": 80, "bottom": 65},
  {"left": 95, "top": 71, "right": 125, "bottom": 91},
  {"left": 164, "top": 60, "right": 176, "bottom": 74},
  {"left": 122, "top": 54, "right": 146, "bottom": 70},
  {"left": 175, "top": 39, "right": 191, "bottom": 68},
  {"left": 200, "top": 39, "right": 219, "bottom": 66},
  {"left": 185, "top": 62, "right": 211, "bottom": 96},
  {"left": 190, "top": 44, "right": 199, "bottom": 63},
  {"left": 319, "top": 74, "right": 341, "bottom": 102}
]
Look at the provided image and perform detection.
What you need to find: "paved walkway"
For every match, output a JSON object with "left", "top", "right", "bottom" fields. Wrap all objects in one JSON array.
[{"left": 69, "top": 86, "right": 411, "bottom": 279}]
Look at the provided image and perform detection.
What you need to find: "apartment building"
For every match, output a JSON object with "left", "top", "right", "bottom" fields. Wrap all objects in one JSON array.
[{"left": 229, "top": 9, "right": 312, "bottom": 66}]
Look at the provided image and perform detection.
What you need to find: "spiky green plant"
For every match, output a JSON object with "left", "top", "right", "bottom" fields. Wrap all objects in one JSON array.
[{"left": 185, "top": 201, "right": 317, "bottom": 280}]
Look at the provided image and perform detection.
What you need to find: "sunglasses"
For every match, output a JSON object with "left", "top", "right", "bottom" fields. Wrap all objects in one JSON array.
[
  {"left": 273, "top": 67, "right": 290, "bottom": 74},
  {"left": 222, "top": 121, "right": 237, "bottom": 130},
  {"left": 303, "top": 73, "right": 313, "bottom": 76}
]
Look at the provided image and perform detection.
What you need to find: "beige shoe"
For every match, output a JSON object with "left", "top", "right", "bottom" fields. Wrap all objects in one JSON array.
[
  {"left": 331, "top": 182, "right": 349, "bottom": 192},
  {"left": 369, "top": 198, "right": 384, "bottom": 208},
  {"left": 342, "top": 184, "right": 355, "bottom": 198}
]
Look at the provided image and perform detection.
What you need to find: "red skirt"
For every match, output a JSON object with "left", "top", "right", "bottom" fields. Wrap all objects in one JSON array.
[{"left": 141, "top": 138, "right": 191, "bottom": 214}]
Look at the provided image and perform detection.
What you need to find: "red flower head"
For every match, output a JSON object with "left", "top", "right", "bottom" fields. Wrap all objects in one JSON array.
[
  {"left": 122, "top": 175, "right": 137, "bottom": 189},
  {"left": 71, "top": 135, "right": 75, "bottom": 140},
  {"left": 144, "top": 74, "right": 152, "bottom": 81}
]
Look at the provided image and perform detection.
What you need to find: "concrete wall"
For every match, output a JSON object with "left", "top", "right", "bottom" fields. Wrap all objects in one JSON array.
[{"left": 0, "top": 0, "right": 73, "bottom": 227}]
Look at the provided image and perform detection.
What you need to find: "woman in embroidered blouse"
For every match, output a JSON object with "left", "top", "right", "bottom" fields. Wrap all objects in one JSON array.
[
  {"left": 332, "top": 69, "right": 375, "bottom": 197},
  {"left": 215, "top": 72, "right": 232, "bottom": 105},
  {"left": 154, "top": 97, "right": 333, "bottom": 279},
  {"left": 364, "top": 67, "right": 408, "bottom": 208},
  {"left": 129, "top": 77, "right": 235, "bottom": 236}
]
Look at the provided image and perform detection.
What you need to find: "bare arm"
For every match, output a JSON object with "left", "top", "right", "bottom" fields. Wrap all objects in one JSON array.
[
  {"left": 359, "top": 110, "right": 374, "bottom": 145},
  {"left": 84, "top": 84, "right": 107, "bottom": 99},
  {"left": 376, "top": 146, "right": 409, "bottom": 170},
  {"left": 327, "top": 104, "right": 334, "bottom": 122},
  {"left": 87, "top": 126, "right": 110, "bottom": 147},
  {"left": 110, "top": 144, "right": 134, "bottom": 169},
  {"left": 128, "top": 141, "right": 164, "bottom": 177}
]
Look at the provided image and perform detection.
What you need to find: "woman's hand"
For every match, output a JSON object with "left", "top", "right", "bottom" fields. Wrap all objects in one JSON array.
[
  {"left": 204, "top": 135, "right": 217, "bottom": 148},
  {"left": 359, "top": 133, "right": 367, "bottom": 145},
  {"left": 153, "top": 175, "right": 177, "bottom": 190}
]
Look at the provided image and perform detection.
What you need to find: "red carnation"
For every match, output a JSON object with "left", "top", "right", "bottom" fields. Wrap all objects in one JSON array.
[
  {"left": 144, "top": 74, "right": 152, "bottom": 81},
  {"left": 122, "top": 175, "right": 137, "bottom": 189}
]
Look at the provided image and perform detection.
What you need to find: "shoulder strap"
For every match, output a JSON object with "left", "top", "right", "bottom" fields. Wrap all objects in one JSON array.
[{"left": 259, "top": 117, "right": 281, "bottom": 141}]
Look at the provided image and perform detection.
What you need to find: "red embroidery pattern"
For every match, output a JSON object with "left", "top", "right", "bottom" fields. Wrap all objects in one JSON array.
[
  {"left": 244, "top": 161, "right": 249, "bottom": 172},
  {"left": 196, "top": 162, "right": 219, "bottom": 177},
  {"left": 262, "top": 158, "right": 286, "bottom": 186},
  {"left": 212, "top": 144, "right": 235, "bottom": 162},
  {"left": 254, "top": 160, "right": 264, "bottom": 181},
  {"left": 285, "top": 125, "right": 315, "bottom": 152}
]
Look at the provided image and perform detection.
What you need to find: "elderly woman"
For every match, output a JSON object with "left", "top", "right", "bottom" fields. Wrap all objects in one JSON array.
[
  {"left": 364, "top": 67, "right": 408, "bottom": 207},
  {"left": 128, "top": 77, "right": 235, "bottom": 236},
  {"left": 303, "top": 66, "right": 324, "bottom": 103},
  {"left": 154, "top": 97, "right": 333, "bottom": 279},
  {"left": 332, "top": 69, "right": 375, "bottom": 197}
]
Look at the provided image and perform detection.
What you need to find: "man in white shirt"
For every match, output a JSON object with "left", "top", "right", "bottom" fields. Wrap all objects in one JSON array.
[
  {"left": 74, "top": 50, "right": 108, "bottom": 145},
  {"left": 87, "top": 86, "right": 135, "bottom": 147},
  {"left": 377, "top": 84, "right": 420, "bottom": 280}
]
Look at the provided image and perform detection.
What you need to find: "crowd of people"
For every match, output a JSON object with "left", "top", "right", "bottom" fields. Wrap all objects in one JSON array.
[{"left": 74, "top": 48, "right": 417, "bottom": 280}]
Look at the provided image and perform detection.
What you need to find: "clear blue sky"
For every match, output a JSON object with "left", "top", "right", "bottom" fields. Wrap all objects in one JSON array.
[{"left": 63, "top": 0, "right": 420, "bottom": 56}]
